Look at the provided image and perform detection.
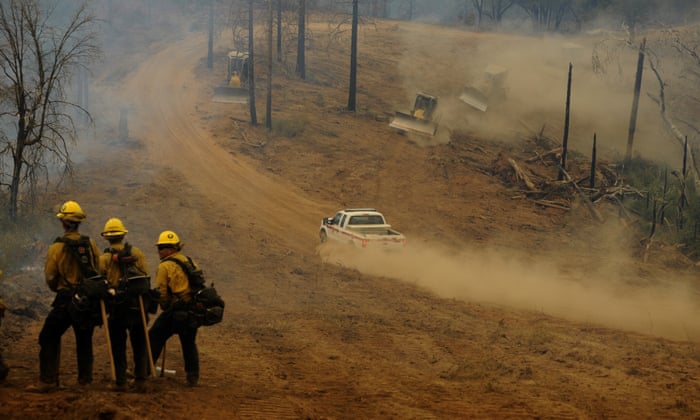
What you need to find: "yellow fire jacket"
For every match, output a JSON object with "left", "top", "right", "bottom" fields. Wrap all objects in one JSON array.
[
  {"left": 44, "top": 232, "right": 100, "bottom": 292},
  {"left": 99, "top": 242, "right": 149, "bottom": 288},
  {"left": 156, "top": 251, "right": 197, "bottom": 309}
]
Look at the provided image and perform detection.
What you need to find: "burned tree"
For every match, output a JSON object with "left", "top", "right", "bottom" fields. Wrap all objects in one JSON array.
[
  {"left": 248, "top": 0, "right": 258, "bottom": 125},
  {"left": 347, "top": 0, "right": 358, "bottom": 111},
  {"left": 0, "top": 0, "right": 100, "bottom": 220},
  {"left": 266, "top": 0, "right": 273, "bottom": 129},
  {"left": 296, "top": 0, "right": 306, "bottom": 79}
]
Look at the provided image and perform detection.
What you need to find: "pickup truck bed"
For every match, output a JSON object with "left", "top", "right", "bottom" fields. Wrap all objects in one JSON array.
[{"left": 347, "top": 225, "right": 401, "bottom": 235}]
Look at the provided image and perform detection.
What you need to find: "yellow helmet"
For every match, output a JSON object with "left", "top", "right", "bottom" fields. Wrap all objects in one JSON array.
[
  {"left": 156, "top": 230, "right": 180, "bottom": 247},
  {"left": 101, "top": 218, "right": 128, "bottom": 237},
  {"left": 56, "top": 200, "right": 86, "bottom": 222}
]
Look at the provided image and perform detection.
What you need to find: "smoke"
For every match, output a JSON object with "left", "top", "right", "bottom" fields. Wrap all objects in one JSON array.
[
  {"left": 319, "top": 239, "right": 700, "bottom": 341},
  {"left": 395, "top": 23, "right": 675, "bottom": 163}
]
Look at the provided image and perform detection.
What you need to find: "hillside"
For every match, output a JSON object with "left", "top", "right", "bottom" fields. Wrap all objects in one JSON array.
[{"left": 1, "top": 11, "right": 700, "bottom": 419}]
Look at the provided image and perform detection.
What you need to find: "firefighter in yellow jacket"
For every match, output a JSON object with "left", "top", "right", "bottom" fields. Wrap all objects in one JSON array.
[
  {"left": 148, "top": 230, "right": 200, "bottom": 386},
  {"left": 35, "top": 200, "right": 101, "bottom": 392},
  {"left": 99, "top": 218, "right": 150, "bottom": 392}
]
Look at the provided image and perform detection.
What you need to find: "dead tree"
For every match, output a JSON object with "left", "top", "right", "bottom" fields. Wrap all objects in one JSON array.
[
  {"left": 266, "top": 0, "right": 273, "bottom": 129},
  {"left": 624, "top": 38, "right": 646, "bottom": 164},
  {"left": 559, "top": 63, "right": 572, "bottom": 181},
  {"left": 0, "top": 0, "right": 100, "bottom": 220},
  {"left": 296, "top": 0, "right": 306, "bottom": 79},
  {"left": 347, "top": 0, "right": 358, "bottom": 111},
  {"left": 248, "top": 0, "right": 258, "bottom": 125},
  {"left": 590, "top": 133, "right": 597, "bottom": 188},
  {"left": 208, "top": 0, "right": 214, "bottom": 69},
  {"left": 276, "top": 0, "right": 282, "bottom": 62}
]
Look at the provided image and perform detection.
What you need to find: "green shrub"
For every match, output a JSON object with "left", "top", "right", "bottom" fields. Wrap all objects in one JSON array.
[{"left": 619, "top": 156, "right": 700, "bottom": 255}]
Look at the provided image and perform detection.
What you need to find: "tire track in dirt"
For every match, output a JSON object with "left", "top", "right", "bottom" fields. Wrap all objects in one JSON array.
[{"left": 121, "top": 34, "right": 321, "bottom": 252}]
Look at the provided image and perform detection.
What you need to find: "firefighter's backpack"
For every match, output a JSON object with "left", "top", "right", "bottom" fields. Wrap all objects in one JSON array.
[
  {"left": 167, "top": 257, "right": 225, "bottom": 327},
  {"left": 55, "top": 235, "right": 108, "bottom": 299}
]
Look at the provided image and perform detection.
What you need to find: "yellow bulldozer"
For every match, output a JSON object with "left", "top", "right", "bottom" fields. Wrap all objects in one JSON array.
[
  {"left": 212, "top": 50, "right": 250, "bottom": 104},
  {"left": 459, "top": 64, "right": 508, "bottom": 112},
  {"left": 389, "top": 92, "right": 439, "bottom": 137}
]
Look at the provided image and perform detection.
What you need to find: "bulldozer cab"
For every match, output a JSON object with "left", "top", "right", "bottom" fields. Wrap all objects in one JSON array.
[
  {"left": 212, "top": 50, "right": 250, "bottom": 104},
  {"left": 389, "top": 92, "right": 439, "bottom": 137},
  {"left": 227, "top": 51, "right": 249, "bottom": 87},
  {"left": 412, "top": 93, "right": 437, "bottom": 121}
]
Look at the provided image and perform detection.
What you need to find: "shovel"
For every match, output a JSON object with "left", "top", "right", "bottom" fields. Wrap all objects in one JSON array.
[
  {"left": 100, "top": 299, "right": 116, "bottom": 381},
  {"left": 138, "top": 295, "right": 157, "bottom": 378}
]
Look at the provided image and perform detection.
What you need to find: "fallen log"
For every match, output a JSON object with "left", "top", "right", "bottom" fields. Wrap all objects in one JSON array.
[
  {"left": 558, "top": 165, "right": 604, "bottom": 222},
  {"left": 526, "top": 148, "right": 561, "bottom": 163},
  {"left": 507, "top": 158, "right": 537, "bottom": 191},
  {"left": 534, "top": 200, "right": 571, "bottom": 211}
]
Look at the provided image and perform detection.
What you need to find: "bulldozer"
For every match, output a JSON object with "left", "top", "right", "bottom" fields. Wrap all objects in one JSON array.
[
  {"left": 389, "top": 92, "right": 439, "bottom": 137},
  {"left": 459, "top": 64, "right": 507, "bottom": 112},
  {"left": 212, "top": 50, "right": 250, "bottom": 104}
]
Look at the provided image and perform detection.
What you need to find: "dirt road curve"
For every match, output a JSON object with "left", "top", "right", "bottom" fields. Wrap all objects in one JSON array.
[{"left": 123, "top": 34, "right": 321, "bottom": 249}]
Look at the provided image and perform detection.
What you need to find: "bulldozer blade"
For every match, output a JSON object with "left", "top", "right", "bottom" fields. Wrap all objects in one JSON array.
[
  {"left": 459, "top": 87, "right": 489, "bottom": 112},
  {"left": 389, "top": 113, "right": 438, "bottom": 137},
  {"left": 212, "top": 86, "right": 249, "bottom": 104}
]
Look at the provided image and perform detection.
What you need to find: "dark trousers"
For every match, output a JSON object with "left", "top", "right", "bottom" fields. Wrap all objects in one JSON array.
[
  {"left": 0, "top": 349, "right": 7, "bottom": 381},
  {"left": 149, "top": 310, "right": 199, "bottom": 380},
  {"left": 38, "top": 293, "right": 94, "bottom": 385},
  {"left": 109, "top": 310, "right": 148, "bottom": 385}
]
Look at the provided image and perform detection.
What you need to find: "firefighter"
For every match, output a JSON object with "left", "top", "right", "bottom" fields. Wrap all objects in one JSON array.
[
  {"left": 229, "top": 70, "right": 241, "bottom": 88},
  {"left": 32, "top": 200, "right": 101, "bottom": 392},
  {"left": 148, "top": 230, "right": 200, "bottom": 386},
  {"left": 99, "top": 218, "right": 150, "bottom": 392}
]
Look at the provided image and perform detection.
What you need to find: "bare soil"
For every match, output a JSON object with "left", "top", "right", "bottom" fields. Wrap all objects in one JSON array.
[{"left": 2, "top": 11, "right": 700, "bottom": 420}]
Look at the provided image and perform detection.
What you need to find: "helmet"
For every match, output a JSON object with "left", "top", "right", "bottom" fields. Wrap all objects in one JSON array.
[
  {"left": 156, "top": 230, "right": 180, "bottom": 247},
  {"left": 56, "top": 200, "right": 86, "bottom": 222},
  {"left": 101, "top": 218, "right": 128, "bottom": 237}
]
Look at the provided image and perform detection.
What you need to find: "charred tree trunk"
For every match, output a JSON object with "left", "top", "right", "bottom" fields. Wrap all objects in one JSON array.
[
  {"left": 296, "top": 0, "right": 306, "bottom": 79},
  {"left": 625, "top": 38, "right": 646, "bottom": 164},
  {"left": 9, "top": 139, "right": 24, "bottom": 220},
  {"left": 82, "top": 68, "right": 89, "bottom": 125},
  {"left": 207, "top": 0, "right": 213, "bottom": 69},
  {"left": 266, "top": 0, "right": 273, "bottom": 129},
  {"left": 678, "top": 136, "right": 689, "bottom": 229},
  {"left": 248, "top": 0, "right": 257, "bottom": 125},
  {"left": 590, "top": 133, "right": 597, "bottom": 189},
  {"left": 276, "top": 0, "right": 282, "bottom": 62},
  {"left": 348, "top": 0, "right": 358, "bottom": 111},
  {"left": 559, "top": 63, "right": 572, "bottom": 181}
]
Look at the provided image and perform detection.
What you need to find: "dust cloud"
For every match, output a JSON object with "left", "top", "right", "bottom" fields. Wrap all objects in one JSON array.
[
  {"left": 396, "top": 24, "right": 675, "bottom": 163},
  {"left": 319, "top": 241, "right": 700, "bottom": 341}
]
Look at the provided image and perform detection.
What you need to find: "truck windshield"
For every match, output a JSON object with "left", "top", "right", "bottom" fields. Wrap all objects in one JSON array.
[{"left": 348, "top": 215, "right": 384, "bottom": 225}]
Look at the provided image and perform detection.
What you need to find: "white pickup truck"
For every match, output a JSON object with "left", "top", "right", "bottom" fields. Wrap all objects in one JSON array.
[{"left": 319, "top": 208, "right": 406, "bottom": 249}]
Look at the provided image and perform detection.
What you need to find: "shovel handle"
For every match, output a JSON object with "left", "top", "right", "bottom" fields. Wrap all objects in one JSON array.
[
  {"left": 160, "top": 341, "right": 166, "bottom": 377},
  {"left": 100, "top": 300, "right": 116, "bottom": 381},
  {"left": 138, "top": 295, "right": 157, "bottom": 378}
]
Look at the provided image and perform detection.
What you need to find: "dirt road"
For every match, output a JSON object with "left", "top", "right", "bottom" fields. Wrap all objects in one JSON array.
[{"left": 123, "top": 34, "right": 322, "bottom": 248}]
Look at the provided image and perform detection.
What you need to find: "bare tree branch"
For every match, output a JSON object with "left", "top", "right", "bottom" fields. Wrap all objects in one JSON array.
[{"left": 0, "top": 0, "right": 99, "bottom": 219}]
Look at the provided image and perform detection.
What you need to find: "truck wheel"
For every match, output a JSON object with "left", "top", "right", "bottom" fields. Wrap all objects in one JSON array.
[{"left": 319, "top": 231, "right": 328, "bottom": 243}]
